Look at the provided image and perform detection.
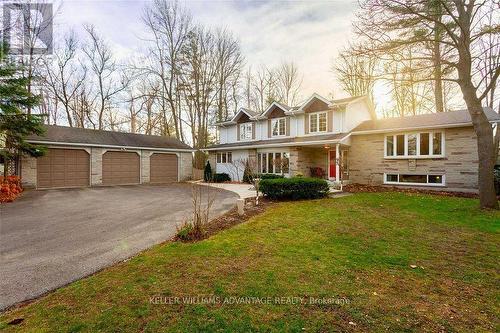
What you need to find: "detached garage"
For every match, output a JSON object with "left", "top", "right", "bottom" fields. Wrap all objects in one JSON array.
[{"left": 21, "top": 125, "right": 194, "bottom": 189}]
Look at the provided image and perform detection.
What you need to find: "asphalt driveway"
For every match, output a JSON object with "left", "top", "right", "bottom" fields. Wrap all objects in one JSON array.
[{"left": 0, "top": 184, "right": 238, "bottom": 310}]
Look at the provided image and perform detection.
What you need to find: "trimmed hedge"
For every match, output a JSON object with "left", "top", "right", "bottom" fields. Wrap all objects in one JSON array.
[
  {"left": 212, "top": 173, "right": 231, "bottom": 183},
  {"left": 259, "top": 177, "right": 330, "bottom": 200},
  {"left": 259, "top": 173, "right": 285, "bottom": 180}
]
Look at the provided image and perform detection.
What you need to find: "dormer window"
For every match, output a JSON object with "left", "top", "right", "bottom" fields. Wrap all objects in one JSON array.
[
  {"left": 239, "top": 122, "right": 253, "bottom": 140},
  {"left": 309, "top": 112, "right": 327, "bottom": 133},
  {"left": 271, "top": 117, "right": 286, "bottom": 137}
]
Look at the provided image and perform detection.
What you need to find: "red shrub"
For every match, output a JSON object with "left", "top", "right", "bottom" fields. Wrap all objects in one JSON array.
[{"left": 0, "top": 176, "right": 23, "bottom": 203}]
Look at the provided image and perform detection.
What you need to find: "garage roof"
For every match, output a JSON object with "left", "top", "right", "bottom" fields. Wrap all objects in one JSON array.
[{"left": 28, "top": 125, "right": 194, "bottom": 151}]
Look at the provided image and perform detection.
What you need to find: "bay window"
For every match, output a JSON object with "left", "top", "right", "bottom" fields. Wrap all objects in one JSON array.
[
  {"left": 385, "top": 131, "right": 444, "bottom": 158},
  {"left": 309, "top": 112, "right": 327, "bottom": 133},
  {"left": 239, "top": 123, "right": 253, "bottom": 141},
  {"left": 257, "top": 152, "right": 289, "bottom": 174},
  {"left": 272, "top": 117, "right": 286, "bottom": 136}
]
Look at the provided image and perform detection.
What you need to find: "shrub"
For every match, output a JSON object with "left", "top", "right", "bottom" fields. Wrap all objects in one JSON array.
[
  {"left": 212, "top": 173, "right": 231, "bottom": 183},
  {"left": 204, "top": 161, "right": 213, "bottom": 181},
  {"left": 243, "top": 161, "right": 253, "bottom": 183},
  {"left": 259, "top": 173, "right": 285, "bottom": 180},
  {"left": 259, "top": 177, "right": 330, "bottom": 200},
  {"left": 0, "top": 175, "right": 23, "bottom": 203}
]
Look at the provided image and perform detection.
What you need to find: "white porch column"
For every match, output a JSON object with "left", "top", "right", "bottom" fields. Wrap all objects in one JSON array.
[{"left": 335, "top": 143, "right": 340, "bottom": 182}]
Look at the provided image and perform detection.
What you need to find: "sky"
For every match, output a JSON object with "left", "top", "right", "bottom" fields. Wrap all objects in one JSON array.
[{"left": 52, "top": 0, "right": 359, "bottom": 103}]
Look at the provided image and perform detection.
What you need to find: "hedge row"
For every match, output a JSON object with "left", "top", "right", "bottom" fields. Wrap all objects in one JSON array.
[{"left": 259, "top": 177, "right": 329, "bottom": 200}]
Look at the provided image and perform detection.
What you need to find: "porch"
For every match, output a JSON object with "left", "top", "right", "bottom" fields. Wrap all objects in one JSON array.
[{"left": 289, "top": 144, "right": 350, "bottom": 182}]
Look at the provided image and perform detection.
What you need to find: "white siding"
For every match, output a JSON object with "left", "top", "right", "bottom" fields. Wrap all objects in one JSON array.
[
  {"left": 215, "top": 149, "right": 249, "bottom": 181},
  {"left": 344, "top": 99, "right": 372, "bottom": 132}
]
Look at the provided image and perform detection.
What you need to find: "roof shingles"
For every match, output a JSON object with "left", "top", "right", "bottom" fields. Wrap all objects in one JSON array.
[{"left": 28, "top": 125, "right": 193, "bottom": 150}]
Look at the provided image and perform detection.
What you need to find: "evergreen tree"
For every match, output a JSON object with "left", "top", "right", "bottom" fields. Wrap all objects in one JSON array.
[
  {"left": 203, "top": 160, "right": 212, "bottom": 181},
  {"left": 0, "top": 44, "right": 45, "bottom": 176}
]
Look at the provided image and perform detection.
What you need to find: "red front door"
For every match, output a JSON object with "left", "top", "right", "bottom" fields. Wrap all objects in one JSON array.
[{"left": 329, "top": 150, "right": 336, "bottom": 179}]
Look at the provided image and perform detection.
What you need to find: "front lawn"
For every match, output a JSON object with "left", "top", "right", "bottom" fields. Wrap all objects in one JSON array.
[{"left": 1, "top": 193, "right": 499, "bottom": 332}]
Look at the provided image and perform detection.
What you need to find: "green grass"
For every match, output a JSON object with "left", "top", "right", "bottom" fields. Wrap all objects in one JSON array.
[{"left": 1, "top": 193, "right": 499, "bottom": 332}]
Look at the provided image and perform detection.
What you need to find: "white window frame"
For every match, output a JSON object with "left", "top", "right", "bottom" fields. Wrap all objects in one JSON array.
[
  {"left": 309, "top": 111, "right": 327, "bottom": 134},
  {"left": 257, "top": 151, "right": 290, "bottom": 175},
  {"left": 271, "top": 117, "right": 286, "bottom": 137},
  {"left": 239, "top": 122, "right": 253, "bottom": 141},
  {"left": 216, "top": 152, "right": 232, "bottom": 164},
  {"left": 384, "top": 131, "right": 445, "bottom": 159},
  {"left": 383, "top": 173, "right": 446, "bottom": 187}
]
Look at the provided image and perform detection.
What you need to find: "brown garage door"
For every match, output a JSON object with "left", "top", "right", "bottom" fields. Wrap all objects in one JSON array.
[
  {"left": 37, "top": 148, "right": 90, "bottom": 189},
  {"left": 150, "top": 153, "right": 178, "bottom": 183},
  {"left": 102, "top": 151, "right": 140, "bottom": 185}
]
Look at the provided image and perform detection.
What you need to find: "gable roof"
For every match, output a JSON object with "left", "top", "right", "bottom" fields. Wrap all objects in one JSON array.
[
  {"left": 351, "top": 108, "right": 500, "bottom": 134},
  {"left": 27, "top": 125, "right": 194, "bottom": 151},
  {"left": 293, "top": 93, "right": 331, "bottom": 113},
  {"left": 261, "top": 101, "right": 291, "bottom": 118}
]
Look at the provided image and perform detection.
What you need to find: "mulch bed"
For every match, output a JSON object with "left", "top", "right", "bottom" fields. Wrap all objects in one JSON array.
[
  {"left": 176, "top": 197, "right": 272, "bottom": 242},
  {"left": 343, "top": 183, "right": 482, "bottom": 199}
]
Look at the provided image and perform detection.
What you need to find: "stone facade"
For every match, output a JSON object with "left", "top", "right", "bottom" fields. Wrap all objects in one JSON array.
[
  {"left": 179, "top": 152, "right": 193, "bottom": 181},
  {"left": 291, "top": 147, "right": 328, "bottom": 177},
  {"left": 20, "top": 145, "right": 193, "bottom": 188},
  {"left": 348, "top": 126, "right": 479, "bottom": 191}
]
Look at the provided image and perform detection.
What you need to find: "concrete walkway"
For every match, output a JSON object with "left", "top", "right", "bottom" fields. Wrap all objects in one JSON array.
[{"left": 190, "top": 181, "right": 257, "bottom": 199}]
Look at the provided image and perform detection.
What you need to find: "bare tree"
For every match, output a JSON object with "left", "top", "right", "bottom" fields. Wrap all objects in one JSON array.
[
  {"left": 355, "top": 0, "right": 500, "bottom": 209},
  {"left": 275, "top": 62, "right": 302, "bottom": 106},
  {"left": 214, "top": 28, "right": 244, "bottom": 122},
  {"left": 142, "top": 0, "right": 191, "bottom": 140},
  {"left": 43, "top": 31, "right": 87, "bottom": 127},
  {"left": 334, "top": 44, "right": 377, "bottom": 101},
  {"left": 82, "top": 24, "right": 128, "bottom": 130}
]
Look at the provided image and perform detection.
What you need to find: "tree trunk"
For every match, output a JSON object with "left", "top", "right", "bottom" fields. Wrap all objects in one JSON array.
[
  {"left": 459, "top": 80, "right": 498, "bottom": 209},
  {"left": 433, "top": 8, "right": 444, "bottom": 113}
]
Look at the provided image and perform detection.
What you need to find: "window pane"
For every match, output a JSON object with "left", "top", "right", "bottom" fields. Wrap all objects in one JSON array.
[
  {"left": 279, "top": 119, "right": 286, "bottom": 135},
  {"left": 396, "top": 135, "right": 405, "bottom": 156},
  {"left": 282, "top": 152, "right": 289, "bottom": 173},
  {"left": 319, "top": 113, "right": 327, "bottom": 131},
  {"left": 386, "top": 174, "right": 398, "bottom": 182},
  {"left": 227, "top": 152, "right": 232, "bottom": 163},
  {"left": 420, "top": 133, "right": 429, "bottom": 155},
  {"left": 310, "top": 114, "right": 317, "bottom": 132},
  {"left": 272, "top": 120, "right": 279, "bottom": 136},
  {"left": 217, "top": 153, "right": 221, "bottom": 163},
  {"left": 386, "top": 136, "right": 394, "bottom": 156},
  {"left": 268, "top": 153, "right": 274, "bottom": 173},
  {"left": 400, "top": 174, "right": 427, "bottom": 183},
  {"left": 262, "top": 153, "right": 267, "bottom": 173},
  {"left": 222, "top": 153, "right": 226, "bottom": 163},
  {"left": 433, "top": 133, "right": 442, "bottom": 155},
  {"left": 408, "top": 134, "right": 417, "bottom": 155},
  {"left": 428, "top": 175, "right": 443, "bottom": 184},
  {"left": 275, "top": 153, "right": 281, "bottom": 173}
]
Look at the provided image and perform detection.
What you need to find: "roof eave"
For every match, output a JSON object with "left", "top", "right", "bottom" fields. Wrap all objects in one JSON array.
[{"left": 26, "top": 140, "right": 196, "bottom": 152}]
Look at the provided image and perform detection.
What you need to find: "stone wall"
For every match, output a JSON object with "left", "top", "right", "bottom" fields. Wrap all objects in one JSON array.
[
  {"left": 289, "top": 147, "right": 328, "bottom": 177},
  {"left": 348, "top": 126, "right": 479, "bottom": 191},
  {"left": 179, "top": 152, "right": 193, "bottom": 181}
]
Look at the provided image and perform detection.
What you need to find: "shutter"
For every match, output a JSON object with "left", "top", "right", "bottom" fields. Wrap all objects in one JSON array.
[
  {"left": 268, "top": 119, "right": 271, "bottom": 138},
  {"left": 305, "top": 114, "right": 309, "bottom": 134},
  {"left": 252, "top": 123, "right": 256, "bottom": 139},
  {"left": 237, "top": 124, "right": 240, "bottom": 141},
  {"left": 286, "top": 117, "right": 290, "bottom": 136},
  {"left": 328, "top": 110, "right": 333, "bottom": 132}
]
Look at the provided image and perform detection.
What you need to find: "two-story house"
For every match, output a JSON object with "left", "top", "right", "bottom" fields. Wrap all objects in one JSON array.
[{"left": 206, "top": 93, "right": 500, "bottom": 192}]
